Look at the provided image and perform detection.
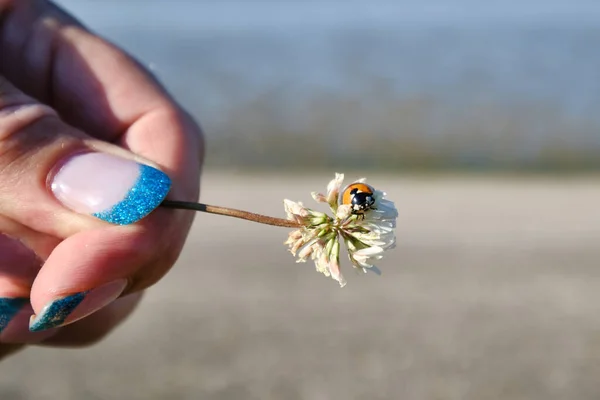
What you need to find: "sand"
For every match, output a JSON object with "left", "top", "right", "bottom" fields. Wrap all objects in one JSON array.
[{"left": 1, "top": 172, "right": 600, "bottom": 400}]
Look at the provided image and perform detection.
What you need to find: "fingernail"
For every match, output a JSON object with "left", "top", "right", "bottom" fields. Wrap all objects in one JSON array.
[
  {"left": 29, "top": 279, "right": 127, "bottom": 332},
  {"left": 0, "top": 298, "right": 28, "bottom": 334},
  {"left": 51, "top": 152, "right": 171, "bottom": 225},
  {"left": 1, "top": 302, "right": 58, "bottom": 343}
]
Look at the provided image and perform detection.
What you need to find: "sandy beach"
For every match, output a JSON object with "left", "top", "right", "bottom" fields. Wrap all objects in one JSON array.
[{"left": 1, "top": 172, "right": 600, "bottom": 400}]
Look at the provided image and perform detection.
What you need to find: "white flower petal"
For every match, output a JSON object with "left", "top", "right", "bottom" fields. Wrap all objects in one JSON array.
[
  {"left": 344, "top": 237, "right": 358, "bottom": 252},
  {"left": 362, "top": 222, "right": 394, "bottom": 233},
  {"left": 354, "top": 246, "right": 386, "bottom": 257},
  {"left": 372, "top": 191, "right": 398, "bottom": 220},
  {"left": 327, "top": 173, "right": 345, "bottom": 194},
  {"left": 336, "top": 204, "right": 352, "bottom": 221},
  {"left": 289, "top": 238, "right": 304, "bottom": 256},
  {"left": 328, "top": 258, "right": 347, "bottom": 287},
  {"left": 352, "top": 226, "right": 395, "bottom": 248},
  {"left": 351, "top": 234, "right": 387, "bottom": 248},
  {"left": 326, "top": 173, "right": 345, "bottom": 206},
  {"left": 314, "top": 249, "right": 331, "bottom": 277},
  {"left": 295, "top": 237, "right": 321, "bottom": 262},
  {"left": 284, "top": 229, "right": 303, "bottom": 245},
  {"left": 311, "top": 192, "right": 327, "bottom": 203},
  {"left": 350, "top": 255, "right": 373, "bottom": 269},
  {"left": 350, "top": 245, "right": 385, "bottom": 269},
  {"left": 283, "top": 199, "right": 309, "bottom": 219}
]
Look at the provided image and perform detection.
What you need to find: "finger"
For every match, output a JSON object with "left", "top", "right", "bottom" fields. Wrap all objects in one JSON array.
[
  {"left": 0, "top": 1, "right": 203, "bottom": 164},
  {"left": 0, "top": 0, "right": 203, "bottom": 200},
  {"left": 0, "top": 77, "right": 174, "bottom": 331},
  {"left": 0, "top": 234, "right": 58, "bottom": 343},
  {"left": 0, "top": 0, "right": 167, "bottom": 140},
  {"left": 1, "top": 302, "right": 59, "bottom": 343},
  {"left": 28, "top": 214, "right": 182, "bottom": 333},
  {"left": 0, "top": 76, "right": 172, "bottom": 236},
  {"left": 38, "top": 292, "right": 143, "bottom": 347},
  {"left": 0, "top": 0, "right": 201, "bottom": 252},
  {"left": 1, "top": 0, "right": 203, "bottom": 332},
  {"left": 0, "top": 215, "right": 61, "bottom": 260}
]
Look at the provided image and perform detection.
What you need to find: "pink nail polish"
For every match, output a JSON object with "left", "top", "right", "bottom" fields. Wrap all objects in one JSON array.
[{"left": 50, "top": 152, "right": 171, "bottom": 225}]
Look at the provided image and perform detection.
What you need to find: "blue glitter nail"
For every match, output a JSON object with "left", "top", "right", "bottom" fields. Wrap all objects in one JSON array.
[
  {"left": 29, "top": 292, "right": 87, "bottom": 332},
  {"left": 93, "top": 164, "right": 171, "bottom": 225},
  {"left": 0, "top": 298, "right": 28, "bottom": 333}
]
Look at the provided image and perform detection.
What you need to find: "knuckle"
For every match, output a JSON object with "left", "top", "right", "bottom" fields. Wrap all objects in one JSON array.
[
  {"left": 0, "top": 103, "right": 57, "bottom": 142},
  {"left": 0, "top": 77, "right": 59, "bottom": 154},
  {"left": 0, "top": 80, "right": 71, "bottom": 172},
  {"left": 0, "top": 107, "right": 60, "bottom": 184}
]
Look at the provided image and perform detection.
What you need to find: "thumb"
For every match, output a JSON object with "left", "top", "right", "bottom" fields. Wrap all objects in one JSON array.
[
  {"left": 0, "top": 75, "right": 177, "bottom": 333},
  {"left": 0, "top": 76, "right": 171, "bottom": 237}
]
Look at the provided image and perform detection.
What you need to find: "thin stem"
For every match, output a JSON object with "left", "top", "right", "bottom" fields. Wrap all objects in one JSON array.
[{"left": 161, "top": 200, "right": 301, "bottom": 228}]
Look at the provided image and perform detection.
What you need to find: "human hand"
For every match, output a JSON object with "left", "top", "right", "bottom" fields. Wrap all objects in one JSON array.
[{"left": 0, "top": 0, "right": 203, "bottom": 356}]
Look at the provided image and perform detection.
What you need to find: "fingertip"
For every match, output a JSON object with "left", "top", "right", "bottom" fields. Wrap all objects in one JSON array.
[
  {"left": 1, "top": 300, "right": 58, "bottom": 343},
  {"left": 50, "top": 152, "right": 171, "bottom": 226},
  {"left": 38, "top": 292, "right": 143, "bottom": 347},
  {"left": 29, "top": 278, "right": 127, "bottom": 332}
]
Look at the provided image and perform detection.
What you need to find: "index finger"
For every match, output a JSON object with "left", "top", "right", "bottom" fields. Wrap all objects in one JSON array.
[
  {"left": 0, "top": 0, "right": 203, "bottom": 184},
  {"left": 1, "top": 0, "right": 168, "bottom": 137}
]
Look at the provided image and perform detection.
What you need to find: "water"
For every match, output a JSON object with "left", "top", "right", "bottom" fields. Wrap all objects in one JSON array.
[{"left": 55, "top": 1, "right": 600, "bottom": 169}]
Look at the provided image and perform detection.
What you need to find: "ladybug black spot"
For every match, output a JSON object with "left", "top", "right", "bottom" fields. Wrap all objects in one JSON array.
[{"left": 350, "top": 188, "right": 376, "bottom": 214}]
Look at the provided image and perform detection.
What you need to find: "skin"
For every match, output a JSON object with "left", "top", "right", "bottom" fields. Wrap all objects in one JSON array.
[{"left": 0, "top": 0, "right": 203, "bottom": 359}]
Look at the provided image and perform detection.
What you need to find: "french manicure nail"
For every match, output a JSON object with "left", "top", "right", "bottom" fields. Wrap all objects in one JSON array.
[
  {"left": 29, "top": 279, "right": 127, "bottom": 332},
  {"left": 0, "top": 297, "right": 28, "bottom": 334},
  {"left": 1, "top": 302, "right": 58, "bottom": 343},
  {"left": 51, "top": 152, "right": 171, "bottom": 225}
]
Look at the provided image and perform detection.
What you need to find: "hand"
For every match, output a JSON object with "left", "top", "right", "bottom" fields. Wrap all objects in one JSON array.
[{"left": 0, "top": 0, "right": 203, "bottom": 357}]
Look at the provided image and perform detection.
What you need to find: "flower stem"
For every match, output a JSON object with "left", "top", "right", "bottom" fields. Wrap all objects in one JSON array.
[{"left": 161, "top": 200, "right": 301, "bottom": 228}]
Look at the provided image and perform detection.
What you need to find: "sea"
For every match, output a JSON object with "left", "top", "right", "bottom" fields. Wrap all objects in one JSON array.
[{"left": 53, "top": 0, "right": 600, "bottom": 169}]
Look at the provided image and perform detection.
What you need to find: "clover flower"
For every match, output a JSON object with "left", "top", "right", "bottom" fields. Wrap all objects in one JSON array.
[
  {"left": 161, "top": 173, "right": 397, "bottom": 288},
  {"left": 283, "top": 173, "right": 397, "bottom": 287}
]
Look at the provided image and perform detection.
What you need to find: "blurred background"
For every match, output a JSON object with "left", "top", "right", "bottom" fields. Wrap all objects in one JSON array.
[
  {"left": 2, "top": 1, "right": 600, "bottom": 399},
  {"left": 51, "top": 0, "right": 600, "bottom": 171}
]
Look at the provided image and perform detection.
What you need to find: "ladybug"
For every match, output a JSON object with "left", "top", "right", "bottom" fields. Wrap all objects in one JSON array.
[{"left": 340, "top": 182, "right": 376, "bottom": 216}]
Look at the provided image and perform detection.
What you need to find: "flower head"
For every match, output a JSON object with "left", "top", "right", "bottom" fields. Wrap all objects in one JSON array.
[{"left": 284, "top": 173, "right": 397, "bottom": 287}]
